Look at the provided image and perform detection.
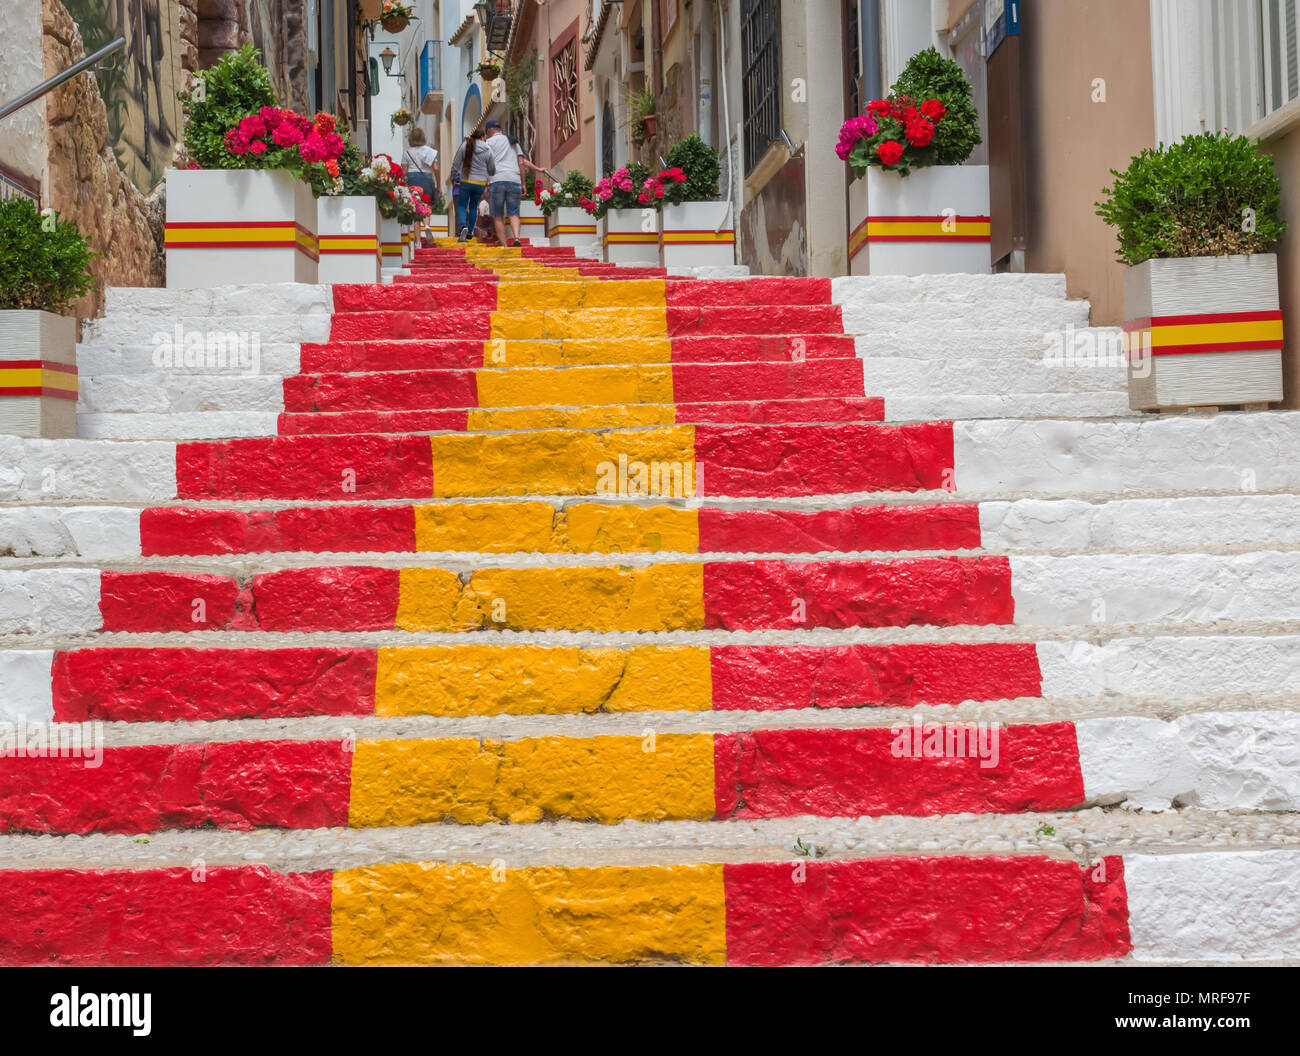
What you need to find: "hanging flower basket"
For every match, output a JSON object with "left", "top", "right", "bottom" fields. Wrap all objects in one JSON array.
[
  {"left": 381, "top": 14, "right": 409, "bottom": 32},
  {"left": 478, "top": 61, "right": 502, "bottom": 82},
  {"left": 390, "top": 108, "right": 412, "bottom": 130}
]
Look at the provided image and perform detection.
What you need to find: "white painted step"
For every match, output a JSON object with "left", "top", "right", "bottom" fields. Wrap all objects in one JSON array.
[
  {"left": 104, "top": 283, "right": 333, "bottom": 317},
  {"left": 76, "top": 412, "right": 280, "bottom": 440},
  {"left": 860, "top": 355, "right": 1125, "bottom": 396},
  {"left": 77, "top": 375, "right": 284, "bottom": 414},
  {"left": 831, "top": 273, "right": 1068, "bottom": 304},
  {"left": 887, "top": 392, "right": 1133, "bottom": 421},
  {"left": 75, "top": 342, "right": 302, "bottom": 377},
  {"left": 840, "top": 298, "right": 1090, "bottom": 335},
  {"left": 857, "top": 326, "right": 1121, "bottom": 360},
  {"left": 80, "top": 314, "right": 331, "bottom": 345}
]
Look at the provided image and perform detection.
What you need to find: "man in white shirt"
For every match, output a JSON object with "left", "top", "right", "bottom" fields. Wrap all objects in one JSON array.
[{"left": 483, "top": 120, "right": 545, "bottom": 246}]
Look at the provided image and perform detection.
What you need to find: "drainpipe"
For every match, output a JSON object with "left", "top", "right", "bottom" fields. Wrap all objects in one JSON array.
[
  {"left": 698, "top": 1, "right": 714, "bottom": 144},
  {"left": 716, "top": 1, "right": 739, "bottom": 233}
]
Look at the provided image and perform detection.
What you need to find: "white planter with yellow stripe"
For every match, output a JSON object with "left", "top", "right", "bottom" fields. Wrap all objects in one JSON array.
[
  {"left": 519, "top": 199, "right": 546, "bottom": 242},
  {"left": 316, "top": 196, "right": 380, "bottom": 285},
  {"left": 546, "top": 207, "right": 598, "bottom": 250},
  {"left": 660, "top": 200, "right": 735, "bottom": 267},
  {"left": 380, "top": 216, "right": 405, "bottom": 266},
  {"left": 601, "top": 208, "right": 660, "bottom": 265},
  {"left": 164, "top": 169, "right": 318, "bottom": 288},
  {"left": 1124, "top": 254, "right": 1284, "bottom": 410},
  {"left": 848, "top": 165, "right": 990, "bottom": 276},
  {"left": 0, "top": 310, "right": 77, "bottom": 438}
]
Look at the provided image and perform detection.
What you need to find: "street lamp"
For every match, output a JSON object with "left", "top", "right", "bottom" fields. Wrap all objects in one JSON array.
[
  {"left": 474, "top": 2, "right": 489, "bottom": 24},
  {"left": 379, "top": 46, "right": 401, "bottom": 77}
]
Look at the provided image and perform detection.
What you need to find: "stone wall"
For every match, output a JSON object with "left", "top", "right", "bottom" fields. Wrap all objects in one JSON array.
[{"left": 42, "top": 0, "right": 167, "bottom": 319}]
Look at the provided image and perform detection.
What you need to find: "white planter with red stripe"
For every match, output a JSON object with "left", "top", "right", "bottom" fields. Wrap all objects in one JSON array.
[
  {"left": 316, "top": 196, "right": 380, "bottom": 285},
  {"left": 428, "top": 214, "right": 448, "bottom": 243},
  {"left": 164, "top": 169, "right": 318, "bottom": 288},
  {"left": 1123, "top": 254, "right": 1283, "bottom": 411},
  {"left": 0, "top": 311, "right": 77, "bottom": 438},
  {"left": 601, "top": 208, "right": 660, "bottom": 265},
  {"left": 546, "top": 207, "right": 598, "bottom": 250},
  {"left": 848, "top": 165, "right": 990, "bottom": 275},
  {"left": 660, "top": 200, "right": 735, "bottom": 267},
  {"left": 519, "top": 198, "right": 546, "bottom": 242}
]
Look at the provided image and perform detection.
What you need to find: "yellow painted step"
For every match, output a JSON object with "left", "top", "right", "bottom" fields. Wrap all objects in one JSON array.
[{"left": 332, "top": 862, "right": 726, "bottom": 965}]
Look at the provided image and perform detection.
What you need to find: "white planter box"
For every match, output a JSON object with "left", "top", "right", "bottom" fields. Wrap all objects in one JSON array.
[
  {"left": 380, "top": 217, "right": 404, "bottom": 266},
  {"left": 601, "top": 208, "right": 660, "bottom": 265},
  {"left": 401, "top": 224, "right": 413, "bottom": 265},
  {"left": 165, "top": 168, "right": 318, "bottom": 288},
  {"left": 519, "top": 199, "right": 545, "bottom": 242},
  {"left": 428, "top": 214, "right": 448, "bottom": 243},
  {"left": 660, "top": 200, "right": 735, "bottom": 267},
  {"left": 317, "top": 196, "right": 380, "bottom": 285},
  {"left": 546, "top": 207, "right": 598, "bottom": 249},
  {"left": 1124, "top": 254, "right": 1284, "bottom": 411},
  {"left": 850, "top": 165, "right": 990, "bottom": 275},
  {"left": 0, "top": 310, "right": 77, "bottom": 438}
]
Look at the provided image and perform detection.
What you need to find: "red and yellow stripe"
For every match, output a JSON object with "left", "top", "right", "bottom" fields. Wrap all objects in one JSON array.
[
  {"left": 0, "top": 360, "right": 77, "bottom": 399},
  {"left": 318, "top": 234, "right": 379, "bottom": 255},
  {"left": 164, "top": 220, "right": 319, "bottom": 261},
  {"left": 661, "top": 228, "right": 736, "bottom": 245},
  {"left": 1122, "top": 308, "right": 1283, "bottom": 356},
  {"left": 865, "top": 214, "right": 991, "bottom": 242}
]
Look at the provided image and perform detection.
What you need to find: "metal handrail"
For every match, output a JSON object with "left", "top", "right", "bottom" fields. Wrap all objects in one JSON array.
[{"left": 0, "top": 36, "right": 126, "bottom": 122}]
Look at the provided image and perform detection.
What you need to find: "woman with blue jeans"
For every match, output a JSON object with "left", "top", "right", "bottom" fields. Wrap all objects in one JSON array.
[{"left": 449, "top": 131, "right": 495, "bottom": 241}]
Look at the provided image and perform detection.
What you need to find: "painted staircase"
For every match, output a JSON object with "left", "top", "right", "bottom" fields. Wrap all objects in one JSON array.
[{"left": 1, "top": 240, "right": 1299, "bottom": 964}]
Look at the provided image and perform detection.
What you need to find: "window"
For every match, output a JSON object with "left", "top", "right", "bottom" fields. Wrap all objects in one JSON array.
[
  {"left": 551, "top": 28, "right": 581, "bottom": 160},
  {"left": 741, "top": 0, "right": 781, "bottom": 174}
]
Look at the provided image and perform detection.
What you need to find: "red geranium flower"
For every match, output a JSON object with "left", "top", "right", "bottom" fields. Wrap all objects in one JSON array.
[
  {"left": 904, "top": 116, "right": 934, "bottom": 147},
  {"left": 249, "top": 141, "right": 268, "bottom": 155},
  {"left": 920, "top": 99, "right": 946, "bottom": 122},
  {"left": 876, "top": 140, "right": 904, "bottom": 166},
  {"left": 866, "top": 100, "right": 891, "bottom": 116},
  {"left": 314, "top": 111, "right": 336, "bottom": 134}
]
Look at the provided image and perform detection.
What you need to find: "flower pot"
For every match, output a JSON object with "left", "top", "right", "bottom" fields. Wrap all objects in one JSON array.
[
  {"left": 381, "top": 14, "right": 409, "bottom": 32},
  {"left": 642, "top": 114, "right": 658, "bottom": 137},
  {"left": 478, "top": 68, "right": 500, "bottom": 82},
  {"left": 849, "top": 165, "right": 990, "bottom": 276},
  {"left": 660, "top": 200, "right": 734, "bottom": 268},
  {"left": 0, "top": 310, "right": 77, "bottom": 438},
  {"left": 380, "top": 216, "right": 406, "bottom": 275},
  {"left": 165, "top": 169, "right": 318, "bottom": 288},
  {"left": 519, "top": 199, "right": 545, "bottom": 242},
  {"left": 601, "top": 208, "right": 660, "bottom": 265},
  {"left": 317, "top": 196, "right": 381, "bottom": 285},
  {"left": 1123, "top": 254, "right": 1284, "bottom": 411},
  {"left": 547, "top": 206, "right": 598, "bottom": 249},
  {"left": 392, "top": 114, "right": 411, "bottom": 127}
]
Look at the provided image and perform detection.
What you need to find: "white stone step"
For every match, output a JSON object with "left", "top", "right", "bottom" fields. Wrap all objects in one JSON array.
[
  {"left": 75, "top": 412, "right": 279, "bottom": 440},
  {"left": 887, "top": 392, "right": 1133, "bottom": 421},
  {"left": 77, "top": 375, "right": 284, "bottom": 414},
  {"left": 104, "top": 283, "right": 333, "bottom": 317},
  {"left": 75, "top": 342, "right": 301, "bottom": 377},
  {"left": 80, "top": 315, "right": 331, "bottom": 346},
  {"left": 860, "top": 355, "right": 1125, "bottom": 396},
  {"left": 840, "top": 298, "right": 1090, "bottom": 335},
  {"left": 857, "top": 326, "right": 1120, "bottom": 360},
  {"left": 831, "top": 273, "right": 1068, "bottom": 304}
]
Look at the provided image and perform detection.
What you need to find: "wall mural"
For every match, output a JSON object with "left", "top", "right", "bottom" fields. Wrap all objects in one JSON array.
[
  {"left": 64, "top": 0, "right": 184, "bottom": 192},
  {"left": 551, "top": 39, "right": 579, "bottom": 151}
]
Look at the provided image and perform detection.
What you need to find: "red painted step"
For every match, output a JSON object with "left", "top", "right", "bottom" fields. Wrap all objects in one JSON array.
[
  {"left": 723, "top": 856, "right": 1131, "bottom": 965},
  {"left": 176, "top": 422, "right": 950, "bottom": 500},
  {"left": 697, "top": 502, "right": 980, "bottom": 553},
  {"left": 709, "top": 643, "right": 1042, "bottom": 710},
  {"left": 176, "top": 434, "right": 433, "bottom": 500},
  {"left": 0, "top": 867, "right": 334, "bottom": 966},
  {"left": 276, "top": 398, "right": 883, "bottom": 435},
  {"left": 280, "top": 360, "right": 865, "bottom": 414},
  {"left": 47, "top": 641, "right": 1043, "bottom": 723},
  {"left": 702, "top": 556, "right": 1014, "bottom": 630},
  {"left": 0, "top": 740, "right": 351, "bottom": 834},
  {"left": 95, "top": 556, "right": 1005, "bottom": 634},
  {"left": 52, "top": 647, "right": 377, "bottom": 722},
  {"left": 714, "top": 724, "right": 1084, "bottom": 818}
]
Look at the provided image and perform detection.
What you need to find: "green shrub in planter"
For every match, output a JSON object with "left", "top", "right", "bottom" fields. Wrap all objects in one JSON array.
[
  {"left": 665, "top": 132, "right": 720, "bottom": 202},
  {"left": 0, "top": 198, "right": 97, "bottom": 314},
  {"left": 177, "top": 44, "right": 276, "bottom": 169},
  {"left": 1096, "top": 131, "right": 1285, "bottom": 264}
]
